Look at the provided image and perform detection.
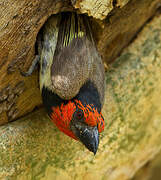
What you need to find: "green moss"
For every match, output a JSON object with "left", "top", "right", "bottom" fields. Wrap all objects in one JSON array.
[
  {"left": 142, "top": 28, "right": 161, "bottom": 56},
  {"left": 112, "top": 52, "right": 133, "bottom": 68},
  {"left": 108, "top": 134, "right": 118, "bottom": 144},
  {"left": 1, "top": 13, "right": 161, "bottom": 180}
]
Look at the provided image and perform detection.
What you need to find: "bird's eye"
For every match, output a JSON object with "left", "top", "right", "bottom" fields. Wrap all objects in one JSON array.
[{"left": 76, "top": 110, "right": 84, "bottom": 120}]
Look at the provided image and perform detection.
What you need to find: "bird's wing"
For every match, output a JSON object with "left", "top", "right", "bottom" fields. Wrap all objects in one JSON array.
[
  {"left": 50, "top": 13, "right": 95, "bottom": 100},
  {"left": 39, "top": 13, "right": 105, "bottom": 102},
  {"left": 39, "top": 15, "right": 60, "bottom": 91}
]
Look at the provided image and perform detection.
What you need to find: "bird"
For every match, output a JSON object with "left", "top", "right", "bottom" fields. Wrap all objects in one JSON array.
[{"left": 22, "top": 12, "right": 105, "bottom": 154}]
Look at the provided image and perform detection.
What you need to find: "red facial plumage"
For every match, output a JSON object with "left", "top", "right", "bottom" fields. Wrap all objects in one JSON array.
[
  {"left": 50, "top": 99, "right": 105, "bottom": 140},
  {"left": 74, "top": 100, "right": 104, "bottom": 133},
  {"left": 50, "top": 101, "right": 77, "bottom": 140}
]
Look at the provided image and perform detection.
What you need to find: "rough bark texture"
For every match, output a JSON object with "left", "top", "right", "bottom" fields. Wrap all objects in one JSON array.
[
  {"left": 0, "top": 0, "right": 160, "bottom": 124},
  {"left": 95, "top": 0, "right": 161, "bottom": 64},
  {"left": 72, "top": 0, "right": 130, "bottom": 19},
  {"left": 0, "top": 13, "right": 161, "bottom": 179},
  {"left": 0, "top": 0, "right": 73, "bottom": 124}
]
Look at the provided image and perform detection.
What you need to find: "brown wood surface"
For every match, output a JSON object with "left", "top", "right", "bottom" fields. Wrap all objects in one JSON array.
[
  {"left": 1, "top": 12, "right": 161, "bottom": 178},
  {"left": 0, "top": 0, "right": 160, "bottom": 124},
  {"left": 72, "top": 0, "right": 130, "bottom": 19},
  {"left": 0, "top": 0, "right": 73, "bottom": 124},
  {"left": 93, "top": 0, "right": 161, "bottom": 64}
]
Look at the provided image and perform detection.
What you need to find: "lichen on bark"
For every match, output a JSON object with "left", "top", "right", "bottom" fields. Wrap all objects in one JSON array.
[
  {"left": 0, "top": 12, "right": 161, "bottom": 180},
  {"left": 0, "top": 0, "right": 160, "bottom": 124}
]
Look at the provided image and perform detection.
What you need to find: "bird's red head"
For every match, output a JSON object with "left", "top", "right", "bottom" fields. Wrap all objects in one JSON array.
[{"left": 50, "top": 99, "right": 104, "bottom": 154}]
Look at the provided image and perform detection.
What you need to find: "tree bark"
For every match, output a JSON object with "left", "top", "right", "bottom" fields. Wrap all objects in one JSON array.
[
  {"left": 0, "top": 13, "right": 161, "bottom": 179},
  {"left": 0, "top": 1, "right": 160, "bottom": 124},
  {"left": 72, "top": 0, "right": 130, "bottom": 19}
]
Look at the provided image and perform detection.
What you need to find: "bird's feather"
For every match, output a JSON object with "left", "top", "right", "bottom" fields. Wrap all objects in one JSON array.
[{"left": 39, "top": 13, "right": 105, "bottom": 103}]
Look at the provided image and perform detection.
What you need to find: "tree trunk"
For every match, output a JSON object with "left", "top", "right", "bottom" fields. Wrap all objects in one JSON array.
[
  {"left": 0, "top": 10, "right": 161, "bottom": 179},
  {"left": 0, "top": 0, "right": 160, "bottom": 124}
]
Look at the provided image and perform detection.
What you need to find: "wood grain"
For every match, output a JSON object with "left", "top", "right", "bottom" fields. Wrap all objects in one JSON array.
[
  {"left": 1, "top": 13, "right": 161, "bottom": 178},
  {"left": 72, "top": 0, "right": 130, "bottom": 19},
  {"left": 0, "top": 0, "right": 73, "bottom": 124},
  {"left": 0, "top": 0, "right": 160, "bottom": 124}
]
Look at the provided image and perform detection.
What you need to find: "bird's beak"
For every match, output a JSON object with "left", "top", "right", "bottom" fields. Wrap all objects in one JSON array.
[{"left": 73, "top": 124, "right": 99, "bottom": 155}]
